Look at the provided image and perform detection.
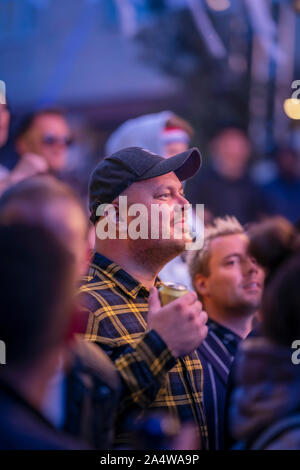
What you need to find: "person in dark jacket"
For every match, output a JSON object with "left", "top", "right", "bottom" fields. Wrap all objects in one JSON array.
[
  {"left": 0, "top": 224, "right": 88, "bottom": 450},
  {"left": 229, "top": 217, "right": 300, "bottom": 449},
  {"left": 261, "top": 147, "right": 300, "bottom": 224},
  {"left": 0, "top": 176, "right": 120, "bottom": 449},
  {"left": 185, "top": 127, "right": 271, "bottom": 225}
]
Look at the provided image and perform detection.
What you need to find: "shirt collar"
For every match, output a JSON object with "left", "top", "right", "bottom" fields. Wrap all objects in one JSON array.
[
  {"left": 90, "top": 252, "right": 161, "bottom": 298},
  {"left": 207, "top": 318, "right": 242, "bottom": 353}
]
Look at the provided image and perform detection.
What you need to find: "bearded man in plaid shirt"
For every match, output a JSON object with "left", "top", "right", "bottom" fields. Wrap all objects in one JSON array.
[{"left": 79, "top": 147, "right": 208, "bottom": 448}]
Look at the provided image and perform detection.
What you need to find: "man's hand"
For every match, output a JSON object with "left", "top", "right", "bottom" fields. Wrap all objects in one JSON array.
[
  {"left": 147, "top": 287, "right": 208, "bottom": 358},
  {"left": 9, "top": 152, "right": 49, "bottom": 184}
]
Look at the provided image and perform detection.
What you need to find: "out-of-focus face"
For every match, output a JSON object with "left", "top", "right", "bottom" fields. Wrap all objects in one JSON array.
[
  {"left": 163, "top": 141, "right": 189, "bottom": 159},
  {"left": 17, "top": 113, "right": 72, "bottom": 172},
  {"left": 196, "top": 233, "right": 265, "bottom": 313},
  {"left": 0, "top": 104, "right": 10, "bottom": 148},
  {"left": 45, "top": 199, "right": 89, "bottom": 279},
  {"left": 211, "top": 129, "right": 251, "bottom": 180}
]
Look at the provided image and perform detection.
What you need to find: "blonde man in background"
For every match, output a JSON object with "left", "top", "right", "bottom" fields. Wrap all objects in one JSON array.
[{"left": 187, "top": 216, "right": 265, "bottom": 450}]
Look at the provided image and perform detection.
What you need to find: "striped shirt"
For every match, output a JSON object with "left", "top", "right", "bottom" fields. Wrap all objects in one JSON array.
[
  {"left": 197, "top": 319, "right": 241, "bottom": 450},
  {"left": 78, "top": 252, "right": 208, "bottom": 447}
]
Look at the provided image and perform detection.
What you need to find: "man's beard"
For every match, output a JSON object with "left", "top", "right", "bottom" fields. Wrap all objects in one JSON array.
[{"left": 129, "top": 238, "right": 186, "bottom": 271}]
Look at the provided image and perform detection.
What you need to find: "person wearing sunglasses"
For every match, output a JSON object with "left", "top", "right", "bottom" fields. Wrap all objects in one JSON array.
[
  {"left": 0, "top": 108, "right": 73, "bottom": 195},
  {"left": 15, "top": 108, "right": 73, "bottom": 171}
]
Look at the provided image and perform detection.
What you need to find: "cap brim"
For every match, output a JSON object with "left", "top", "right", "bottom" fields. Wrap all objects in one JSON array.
[{"left": 136, "top": 147, "right": 202, "bottom": 182}]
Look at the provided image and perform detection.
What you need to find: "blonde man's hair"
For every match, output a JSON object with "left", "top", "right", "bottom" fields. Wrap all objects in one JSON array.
[{"left": 187, "top": 216, "right": 244, "bottom": 292}]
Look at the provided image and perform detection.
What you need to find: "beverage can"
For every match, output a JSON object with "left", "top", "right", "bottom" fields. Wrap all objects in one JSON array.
[{"left": 159, "top": 281, "right": 188, "bottom": 306}]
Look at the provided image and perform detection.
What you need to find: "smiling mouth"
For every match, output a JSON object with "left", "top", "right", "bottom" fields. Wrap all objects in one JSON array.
[{"left": 243, "top": 282, "right": 261, "bottom": 290}]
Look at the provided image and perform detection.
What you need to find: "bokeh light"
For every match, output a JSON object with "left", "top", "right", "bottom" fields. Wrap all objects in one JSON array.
[{"left": 284, "top": 98, "right": 300, "bottom": 120}]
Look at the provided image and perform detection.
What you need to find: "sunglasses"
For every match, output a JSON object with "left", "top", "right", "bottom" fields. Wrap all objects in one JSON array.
[{"left": 42, "top": 134, "right": 73, "bottom": 147}]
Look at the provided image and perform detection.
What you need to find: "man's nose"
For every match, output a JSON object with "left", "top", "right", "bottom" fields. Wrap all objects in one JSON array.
[
  {"left": 245, "top": 257, "right": 259, "bottom": 274},
  {"left": 177, "top": 193, "right": 190, "bottom": 209}
]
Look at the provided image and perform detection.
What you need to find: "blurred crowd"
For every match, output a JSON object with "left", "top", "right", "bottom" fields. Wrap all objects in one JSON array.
[{"left": 0, "top": 96, "right": 300, "bottom": 450}]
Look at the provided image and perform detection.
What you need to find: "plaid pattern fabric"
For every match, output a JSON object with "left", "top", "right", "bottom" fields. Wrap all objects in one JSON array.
[{"left": 78, "top": 252, "right": 208, "bottom": 448}]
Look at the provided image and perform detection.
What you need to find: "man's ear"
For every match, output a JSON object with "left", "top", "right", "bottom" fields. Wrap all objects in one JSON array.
[
  {"left": 103, "top": 201, "right": 119, "bottom": 221},
  {"left": 111, "top": 201, "right": 119, "bottom": 222},
  {"left": 194, "top": 273, "right": 209, "bottom": 298}
]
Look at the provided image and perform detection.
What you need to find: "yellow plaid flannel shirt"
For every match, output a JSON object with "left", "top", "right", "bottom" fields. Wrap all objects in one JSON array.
[{"left": 78, "top": 252, "right": 208, "bottom": 448}]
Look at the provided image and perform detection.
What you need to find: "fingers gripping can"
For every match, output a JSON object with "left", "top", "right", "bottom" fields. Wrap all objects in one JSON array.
[{"left": 159, "top": 281, "right": 188, "bottom": 306}]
